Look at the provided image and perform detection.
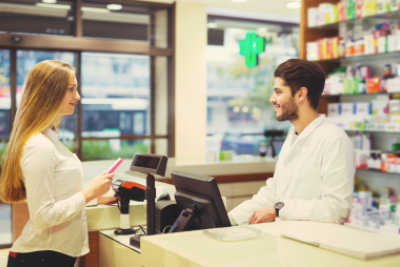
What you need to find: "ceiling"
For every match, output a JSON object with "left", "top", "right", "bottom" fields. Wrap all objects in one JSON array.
[{"left": 150, "top": 0, "right": 301, "bottom": 23}]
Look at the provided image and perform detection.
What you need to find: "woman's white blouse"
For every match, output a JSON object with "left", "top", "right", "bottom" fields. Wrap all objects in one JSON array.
[{"left": 11, "top": 128, "right": 88, "bottom": 257}]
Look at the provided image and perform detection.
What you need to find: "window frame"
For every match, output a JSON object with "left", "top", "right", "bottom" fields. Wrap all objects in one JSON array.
[{"left": 0, "top": 0, "right": 176, "bottom": 158}]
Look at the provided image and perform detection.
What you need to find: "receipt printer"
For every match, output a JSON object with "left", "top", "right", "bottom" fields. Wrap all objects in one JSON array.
[{"left": 155, "top": 200, "right": 179, "bottom": 234}]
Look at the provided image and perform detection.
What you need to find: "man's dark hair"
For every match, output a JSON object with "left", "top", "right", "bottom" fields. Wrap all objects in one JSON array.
[{"left": 274, "top": 59, "right": 326, "bottom": 110}]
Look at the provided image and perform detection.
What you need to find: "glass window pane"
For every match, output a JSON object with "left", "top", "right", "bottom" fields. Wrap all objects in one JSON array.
[
  {"left": 0, "top": 49, "right": 11, "bottom": 246},
  {"left": 82, "top": 139, "right": 149, "bottom": 160},
  {"left": 0, "top": 49, "right": 11, "bottom": 140},
  {"left": 206, "top": 18, "right": 298, "bottom": 156},
  {"left": 81, "top": 52, "right": 150, "bottom": 139},
  {"left": 82, "top": 1, "right": 170, "bottom": 47},
  {"left": 0, "top": 203, "right": 12, "bottom": 245},
  {"left": 16, "top": 50, "right": 77, "bottom": 149},
  {"left": 0, "top": 1, "right": 75, "bottom": 36},
  {"left": 154, "top": 56, "right": 169, "bottom": 136}
]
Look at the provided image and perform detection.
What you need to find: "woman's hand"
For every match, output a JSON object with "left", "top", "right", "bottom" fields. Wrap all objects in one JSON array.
[
  {"left": 97, "top": 189, "right": 118, "bottom": 205},
  {"left": 82, "top": 172, "right": 114, "bottom": 203}
]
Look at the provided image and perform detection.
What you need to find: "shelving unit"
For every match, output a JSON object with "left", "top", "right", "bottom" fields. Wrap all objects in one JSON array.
[
  {"left": 301, "top": 0, "right": 400, "bottom": 235},
  {"left": 300, "top": 0, "right": 400, "bottom": 187}
]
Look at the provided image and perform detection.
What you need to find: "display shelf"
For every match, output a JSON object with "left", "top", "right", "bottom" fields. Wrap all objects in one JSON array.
[
  {"left": 309, "top": 9, "right": 400, "bottom": 30},
  {"left": 322, "top": 92, "right": 392, "bottom": 97},
  {"left": 356, "top": 168, "right": 400, "bottom": 175},
  {"left": 313, "top": 50, "right": 400, "bottom": 64},
  {"left": 345, "top": 128, "right": 400, "bottom": 134},
  {"left": 302, "top": 0, "right": 400, "bottom": 198}
]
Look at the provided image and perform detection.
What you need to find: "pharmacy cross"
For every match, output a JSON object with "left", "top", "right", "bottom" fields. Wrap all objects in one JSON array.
[{"left": 239, "top": 32, "right": 265, "bottom": 67}]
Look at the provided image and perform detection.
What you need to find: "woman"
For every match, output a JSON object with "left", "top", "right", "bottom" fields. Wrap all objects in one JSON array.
[{"left": 0, "top": 60, "right": 114, "bottom": 267}]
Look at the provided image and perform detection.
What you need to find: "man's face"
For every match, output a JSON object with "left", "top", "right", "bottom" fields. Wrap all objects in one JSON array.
[{"left": 269, "top": 77, "right": 299, "bottom": 122}]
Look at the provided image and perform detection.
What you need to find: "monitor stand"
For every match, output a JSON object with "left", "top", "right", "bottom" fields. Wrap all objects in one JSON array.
[
  {"left": 168, "top": 207, "right": 194, "bottom": 233},
  {"left": 129, "top": 173, "right": 156, "bottom": 249},
  {"left": 130, "top": 233, "right": 144, "bottom": 248}
]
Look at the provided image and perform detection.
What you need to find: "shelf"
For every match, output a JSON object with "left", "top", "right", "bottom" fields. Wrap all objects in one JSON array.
[
  {"left": 314, "top": 50, "right": 400, "bottom": 64},
  {"left": 356, "top": 168, "right": 400, "bottom": 175},
  {"left": 345, "top": 129, "right": 400, "bottom": 134},
  {"left": 309, "top": 9, "right": 400, "bottom": 30},
  {"left": 322, "top": 92, "right": 392, "bottom": 97}
]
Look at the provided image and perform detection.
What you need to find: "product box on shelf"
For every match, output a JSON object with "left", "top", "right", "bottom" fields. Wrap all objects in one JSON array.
[
  {"left": 337, "top": 1, "right": 347, "bottom": 21},
  {"left": 386, "top": 77, "right": 400, "bottom": 92},
  {"left": 341, "top": 102, "right": 356, "bottom": 116},
  {"left": 328, "top": 103, "right": 341, "bottom": 117},
  {"left": 366, "top": 77, "right": 381, "bottom": 93},
  {"left": 307, "top": 7, "right": 318, "bottom": 27},
  {"left": 389, "top": 99, "right": 400, "bottom": 114},
  {"left": 306, "top": 41, "right": 318, "bottom": 61},
  {"left": 355, "top": 102, "right": 372, "bottom": 116}
]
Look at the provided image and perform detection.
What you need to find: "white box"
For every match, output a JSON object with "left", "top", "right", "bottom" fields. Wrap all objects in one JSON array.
[
  {"left": 328, "top": 103, "right": 341, "bottom": 117},
  {"left": 355, "top": 102, "right": 372, "bottom": 116},
  {"left": 341, "top": 102, "right": 355, "bottom": 117},
  {"left": 386, "top": 77, "right": 400, "bottom": 93}
]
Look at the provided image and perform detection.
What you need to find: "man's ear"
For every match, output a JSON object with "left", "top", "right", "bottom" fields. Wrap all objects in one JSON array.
[{"left": 296, "top": 86, "right": 308, "bottom": 103}]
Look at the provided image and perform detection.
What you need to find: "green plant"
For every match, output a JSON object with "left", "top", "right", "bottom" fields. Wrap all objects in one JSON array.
[{"left": 82, "top": 140, "right": 148, "bottom": 161}]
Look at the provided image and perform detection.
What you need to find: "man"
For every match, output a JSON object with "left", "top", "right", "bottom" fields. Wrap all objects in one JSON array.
[{"left": 228, "top": 59, "right": 355, "bottom": 225}]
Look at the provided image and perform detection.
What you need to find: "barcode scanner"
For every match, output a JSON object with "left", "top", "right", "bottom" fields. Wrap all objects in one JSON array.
[{"left": 112, "top": 180, "right": 146, "bottom": 235}]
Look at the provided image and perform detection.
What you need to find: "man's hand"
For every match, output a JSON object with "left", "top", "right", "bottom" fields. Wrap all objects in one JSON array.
[{"left": 248, "top": 206, "right": 276, "bottom": 224}]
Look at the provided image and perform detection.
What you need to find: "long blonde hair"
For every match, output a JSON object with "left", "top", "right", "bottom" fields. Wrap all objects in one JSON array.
[{"left": 0, "top": 60, "right": 75, "bottom": 203}]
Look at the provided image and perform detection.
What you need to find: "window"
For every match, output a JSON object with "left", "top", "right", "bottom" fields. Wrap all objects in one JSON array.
[
  {"left": 0, "top": 0, "right": 75, "bottom": 36},
  {"left": 0, "top": 0, "right": 174, "bottom": 246},
  {"left": 17, "top": 50, "right": 77, "bottom": 150},
  {"left": 0, "top": 49, "right": 11, "bottom": 246},
  {"left": 0, "top": 49, "right": 10, "bottom": 141},
  {"left": 206, "top": 17, "right": 298, "bottom": 156},
  {"left": 81, "top": 52, "right": 151, "bottom": 159}
]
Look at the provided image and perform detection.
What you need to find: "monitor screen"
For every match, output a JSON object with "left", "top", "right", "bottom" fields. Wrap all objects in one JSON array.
[
  {"left": 271, "top": 139, "right": 284, "bottom": 156},
  {"left": 168, "top": 170, "right": 231, "bottom": 232}
]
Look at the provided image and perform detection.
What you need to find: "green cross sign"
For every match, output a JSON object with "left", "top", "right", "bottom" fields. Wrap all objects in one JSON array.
[{"left": 239, "top": 32, "right": 265, "bottom": 67}]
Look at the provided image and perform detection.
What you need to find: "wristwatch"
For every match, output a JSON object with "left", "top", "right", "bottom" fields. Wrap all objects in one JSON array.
[{"left": 274, "top": 202, "right": 284, "bottom": 217}]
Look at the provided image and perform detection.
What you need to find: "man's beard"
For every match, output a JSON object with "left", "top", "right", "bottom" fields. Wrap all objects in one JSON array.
[{"left": 275, "top": 98, "right": 299, "bottom": 121}]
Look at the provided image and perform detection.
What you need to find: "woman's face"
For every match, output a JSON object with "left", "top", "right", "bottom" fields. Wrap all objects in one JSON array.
[{"left": 60, "top": 75, "right": 80, "bottom": 115}]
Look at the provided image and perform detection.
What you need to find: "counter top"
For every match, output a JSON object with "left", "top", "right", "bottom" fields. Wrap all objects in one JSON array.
[
  {"left": 83, "top": 157, "right": 274, "bottom": 230},
  {"left": 82, "top": 155, "right": 276, "bottom": 182},
  {"left": 139, "top": 221, "right": 400, "bottom": 267},
  {"left": 164, "top": 156, "right": 275, "bottom": 177},
  {"left": 98, "top": 220, "right": 400, "bottom": 267}
]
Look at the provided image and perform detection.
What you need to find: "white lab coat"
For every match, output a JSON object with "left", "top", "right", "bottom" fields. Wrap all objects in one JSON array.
[{"left": 229, "top": 115, "right": 355, "bottom": 225}]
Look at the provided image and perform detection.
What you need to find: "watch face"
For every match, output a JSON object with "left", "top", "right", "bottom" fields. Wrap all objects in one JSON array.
[{"left": 275, "top": 202, "right": 284, "bottom": 209}]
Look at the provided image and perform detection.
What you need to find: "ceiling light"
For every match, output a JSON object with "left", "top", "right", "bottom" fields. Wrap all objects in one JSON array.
[
  {"left": 107, "top": 3, "right": 123, "bottom": 11},
  {"left": 36, "top": 3, "right": 70, "bottom": 9},
  {"left": 82, "top": 6, "right": 109, "bottom": 13},
  {"left": 42, "top": 0, "right": 57, "bottom": 3},
  {"left": 287, "top": 1, "right": 301, "bottom": 9}
]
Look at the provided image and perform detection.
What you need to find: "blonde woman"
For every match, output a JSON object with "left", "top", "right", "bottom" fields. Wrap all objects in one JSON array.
[{"left": 0, "top": 60, "right": 114, "bottom": 267}]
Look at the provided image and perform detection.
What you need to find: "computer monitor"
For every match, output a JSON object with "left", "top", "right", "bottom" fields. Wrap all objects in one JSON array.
[
  {"left": 271, "top": 139, "right": 284, "bottom": 157},
  {"left": 168, "top": 170, "right": 231, "bottom": 232}
]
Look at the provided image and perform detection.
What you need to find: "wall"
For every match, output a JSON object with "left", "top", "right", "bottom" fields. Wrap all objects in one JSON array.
[{"left": 174, "top": 1, "right": 207, "bottom": 159}]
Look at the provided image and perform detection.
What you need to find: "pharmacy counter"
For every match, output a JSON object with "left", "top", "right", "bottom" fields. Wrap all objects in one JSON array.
[
  {"left": 98, "top": 221, "right": 400, "bottom": 267},
  {"left": 163, "top": 156, "right": 276, "bottom": 211},
  {"left": 12, "top": 157, "right": 275, "bottom": 267},
  {"left": 164, "top": 156, "right": 275, "bottom": 179}
]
